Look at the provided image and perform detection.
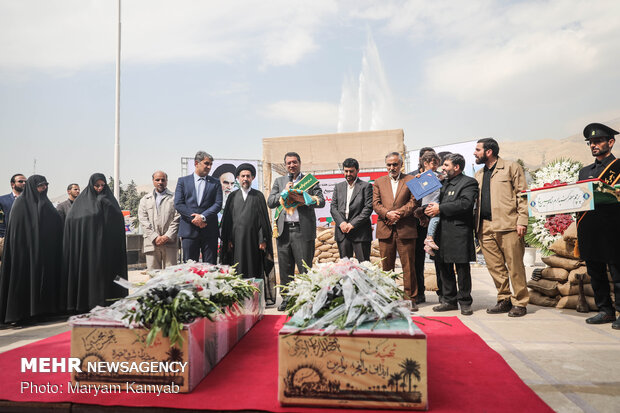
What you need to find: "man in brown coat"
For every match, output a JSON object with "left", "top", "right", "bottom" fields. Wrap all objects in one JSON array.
[
  {"left": 474, "top": 138, "right": 529, "bottom": 317},
  {"left": 373, "top": 152, "right": 419, "bottom": 310}
]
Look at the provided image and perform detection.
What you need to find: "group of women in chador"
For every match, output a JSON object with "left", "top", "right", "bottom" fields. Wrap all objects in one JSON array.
[{"left": 0, "top": 173, "right": 128, "bottom": 326}]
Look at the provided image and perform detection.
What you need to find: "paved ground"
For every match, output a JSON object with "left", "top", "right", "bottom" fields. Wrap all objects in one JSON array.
[{"left": 1, "top": 264, "right": 619, "bottom": 412}]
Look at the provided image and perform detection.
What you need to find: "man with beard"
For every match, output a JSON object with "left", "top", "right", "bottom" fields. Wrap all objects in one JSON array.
[
  {"left": 474, "top": 138, "right": 529, "bottom": 317},
  {"left": 0, "top": 174, "right": 26, "bottom": 261},
  {"left": 425, "top": 154, "right": 478, "bottom": 315},
  {"left": 220, "top": 164, "right": 276, "bottom": 306},
  {"left": 56, "top": 183, "right": 80, "bottom": 224},
  {"left": 268, "top": 152, "right": 325, "bottom": 311},
  {"left": 138, "top": 171, "right": 180, "bottom": 270},
  {"left": 330, "top": 158, "right": 373, "bottom": 262},
  {"left": 577, "top": 123, "right": 620, "bottom": 329},
  {"left": 373, "top": 152, "right": 419, "bottom": 310}
]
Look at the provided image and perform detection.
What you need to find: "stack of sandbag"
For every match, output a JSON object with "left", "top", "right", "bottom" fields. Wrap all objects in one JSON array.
[
  {"left": 313, "top": 227, "right": 339, "bottom": 264},
  {"left": 527, "top": 222, "right": 598, "bottom": 311},
  {"left": 312, "top": 228, "right": 393, "bottom": 266}
]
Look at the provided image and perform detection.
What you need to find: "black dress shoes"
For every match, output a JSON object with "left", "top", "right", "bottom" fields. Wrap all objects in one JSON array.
[
  {"left": 432, "top": 303, "right": 458, "bottom": 312},
  {"left": 486, "top": 298, "right": 512, "bottom": 314},
  {"left": 508, "top": 306, "right": 527, "bottom": 317},
  {"left": 585, "top": 312, "right": 616, "bottom": 324},
  {"left": 612, "top": 319, "right": 620, "bottom": 330},
  {"left": 415, "top": 294, "right": 426, "bottom": 304},
  {"left": 460, "top": 305, "right": 473, "bottom": 316},
  {"left": 277, "top": 300, "right": 288, "bottom": 312}
]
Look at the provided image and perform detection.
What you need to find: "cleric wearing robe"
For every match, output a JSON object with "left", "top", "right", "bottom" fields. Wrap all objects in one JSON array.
[{"left": 219, "top": 163, "right": 276, "bottom": 306}]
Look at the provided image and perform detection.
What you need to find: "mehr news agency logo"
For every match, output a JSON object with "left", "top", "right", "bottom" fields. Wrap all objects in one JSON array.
[{"left": 19, "top": 357, "right": 185, "bottom": 396}]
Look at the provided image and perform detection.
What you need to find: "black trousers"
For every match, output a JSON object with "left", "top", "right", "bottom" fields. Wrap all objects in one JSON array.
[
  {"left": 414, "top": 223, "right": 427, "bottom": 297},
  {"left": 438, "top": 262, "right": 472, "bottom": 306},
  {"left": 585, "top": 261, "right": 620, "bottom": 315},
  {"left": 415, "top": 223, "right": 443, "bottom": 299},
  {"left": 337, "top": 237, "right": 371, "bottom": 262},
  {"left": 276, "top": 224, "right": 314, "bottom": 291},
  {"left": 181, "top": 235, "right": 217, "bottom": 264}
]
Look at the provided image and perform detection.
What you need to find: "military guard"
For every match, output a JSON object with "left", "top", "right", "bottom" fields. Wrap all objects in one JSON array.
[{"left": 577, "top": 123, "right": 620, "bottom": 329}]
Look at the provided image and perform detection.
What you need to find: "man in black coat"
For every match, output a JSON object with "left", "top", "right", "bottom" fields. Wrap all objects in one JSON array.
[
  {"left": 330, "top": 158, "right": 373, "bottom": 262},
  {"left": 577, "top": 123, "right": 620, "bottom": 329},
  {"left": 425, "top": 153, "right": 479, "bottom": 315}
]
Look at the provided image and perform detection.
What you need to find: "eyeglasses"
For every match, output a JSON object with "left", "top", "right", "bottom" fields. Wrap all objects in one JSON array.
[{"left": 386, "top": 163, "right": 400, "bottom": 167}]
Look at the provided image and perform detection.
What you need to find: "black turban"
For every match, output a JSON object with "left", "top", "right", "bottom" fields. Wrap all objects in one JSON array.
[{"left": 236, "top": 163, "right": 256, "bottom": 178}]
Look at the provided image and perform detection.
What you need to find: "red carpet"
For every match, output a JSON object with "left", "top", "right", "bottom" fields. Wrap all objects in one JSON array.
[{"left": 0, "top": 315, "right": 552, "bottom": 412}]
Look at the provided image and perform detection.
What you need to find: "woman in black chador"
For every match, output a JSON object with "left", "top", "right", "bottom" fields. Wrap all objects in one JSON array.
[
  {"left": 64, "top": 173, "right": 127, "bottom": 313},
  {"left": 0, "top": 175, "right": 64, "bottom": 325}
]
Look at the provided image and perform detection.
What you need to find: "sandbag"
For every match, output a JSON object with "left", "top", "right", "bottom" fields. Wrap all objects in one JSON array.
[
  {"left": 541, "top": 255, "right": 582, "bottom": 271},
  {"left": 317, "top": 251, "right": 333, "bottom": 259},
  {"left": 318, "top": 231, "right": 333, "bottom": 242},
  {"left": 562, "top": 222, "right": 577, "bottom": 242},
  {"left": 527, "top": 279, "right": 559, "bottom": 297},
  {"left": 556, "top": 295, "right": 597, "bottom": 311},
  {"left": 529, "top": 290, "right": 559, "bottom": 307},
  {"left": 424, "top": 273, "right": 438, "bottom": 291},
  {"left": 548, "top": 237, "right": 577, "bottom": 259},
  {"left": 317, "top": 244, "right": 331, "bottom": 252},
  {"left": 557, "top": 282, "right": 595, "bottom": 297},
  {"left": 541, "top": 267, "right": 569, "bottom": 282},
  {"left": 568, "top": 267, "right": 590, "bottom": 285}
]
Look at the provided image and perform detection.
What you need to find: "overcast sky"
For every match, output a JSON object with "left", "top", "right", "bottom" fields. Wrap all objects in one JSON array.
[{"left": 2, "top": 0, "right": 620, "bottom": 197}]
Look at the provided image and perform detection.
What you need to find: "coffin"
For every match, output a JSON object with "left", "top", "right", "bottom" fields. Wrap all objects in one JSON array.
[{"left": 278, "top": 318, "right": 428, "bottom": 410}]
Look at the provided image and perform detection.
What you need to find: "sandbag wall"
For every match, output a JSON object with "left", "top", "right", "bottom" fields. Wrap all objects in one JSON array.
[
  {"left": 527, "top": 222, "right": 614, "bottom": 311},
  {"left": 313, "top": 227, "right": 382, "bottom": 265}
]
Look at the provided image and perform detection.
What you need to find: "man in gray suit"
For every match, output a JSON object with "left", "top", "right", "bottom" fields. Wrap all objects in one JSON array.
[
  {"left": 330, "top": 158, "right": 373, "bottom": 262},
  {"left": 268, "top": 152, "right": 325, "bottom": 311}
]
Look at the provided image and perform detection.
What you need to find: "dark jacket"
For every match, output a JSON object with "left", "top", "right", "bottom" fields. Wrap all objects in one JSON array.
[
  {"left": 174, "top": 174, "right": 222, "bottom": 240},
  {"left": 577, "top": 154, "right": 620, "bottom": 264},
  {"left": 267, "top": 174, "right": 325, "bottom": 242},
  {"left": 0, "top": 193, "right": 16, "bottom": 238},
  {"left": 436, "top": 173, "right": 479, "bottom": 263},
  {"left": 330, "top": 179, "right": 373, "bottom": 243}
]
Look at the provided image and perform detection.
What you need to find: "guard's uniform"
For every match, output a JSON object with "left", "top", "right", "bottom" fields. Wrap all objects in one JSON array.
[{"left": 577, "top": 123, "right": 620, "bottom": 325}]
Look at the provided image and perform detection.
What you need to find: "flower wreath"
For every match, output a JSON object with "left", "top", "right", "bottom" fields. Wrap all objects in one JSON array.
[{"left": 524, "top": 158, "right": 583, "bottom": 255}]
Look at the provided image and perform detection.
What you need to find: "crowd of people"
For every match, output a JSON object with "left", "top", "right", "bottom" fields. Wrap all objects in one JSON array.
[{"left": 1, "top": 122, "right": 618, "bottom": 330}]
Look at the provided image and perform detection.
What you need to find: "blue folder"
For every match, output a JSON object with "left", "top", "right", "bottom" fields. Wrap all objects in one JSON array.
[{"left": 406, "top": 171, "right": 442, "bottom": 200}]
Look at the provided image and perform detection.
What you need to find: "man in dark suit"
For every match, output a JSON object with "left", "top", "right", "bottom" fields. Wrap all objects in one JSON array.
[
  {"left": 425, "top": 153, "right": 479, "bottom": 315},
  {"left": 373, "top": 152, "right": 419, "bottom": 310},
  {"left": 268, "top": 152, "right": 325, "bottom": 311},
  {"left": 576, "top": 123, "right": 620, "bottom": 329},
  {"left": 330, "top": 158, "right": 373, "bottom": 262},
  {"left": 174, "top": 151, "right": 222, "bottom": 263},
  {"left": 0, "top": 174, "right": 26, "bottom": 260}
]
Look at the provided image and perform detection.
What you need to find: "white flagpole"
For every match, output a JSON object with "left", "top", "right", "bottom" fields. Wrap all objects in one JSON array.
[{"left": 113, "top": 0, "right": 121, "bottom": 200}]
